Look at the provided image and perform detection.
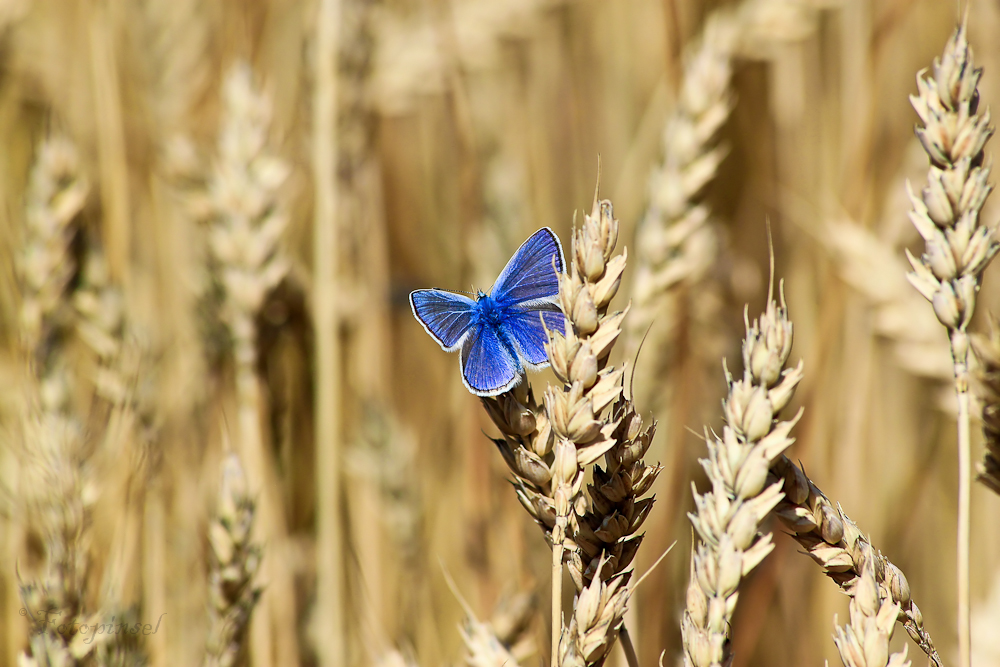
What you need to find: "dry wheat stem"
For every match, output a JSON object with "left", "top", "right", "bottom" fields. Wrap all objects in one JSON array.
[
  {"left": 769, "top": 457, "right": 941, "bottom": 666},
  {"left": 314, "top": 1, "right": 346, "bottom": 666},
  {"left": 204, "top": 452, "right": 262, "bottom": 667},
  {"left": 832, "top": 542, "right": 911, "bottom": 667},
  {"left": 681, "top": 285, "right": 802, "bottom": 667},
  {"left": 904, "top": 25, "right": 998, "bottom": 667}
]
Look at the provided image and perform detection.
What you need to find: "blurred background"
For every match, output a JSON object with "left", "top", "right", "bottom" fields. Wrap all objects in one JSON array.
[{"left": 2, "top": 0, "right": 1000, "bottom": 665}]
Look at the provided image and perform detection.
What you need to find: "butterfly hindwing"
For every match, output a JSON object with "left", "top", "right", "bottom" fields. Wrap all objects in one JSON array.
[
  {"left": 505, "top": 306, "right": 566, "bottom": 368},
  {"left": 409, "top": 289, "right": 478, "bottom": 351},
  {"left": 489, "top": 227, "right": 565, "bottom": 307},
  {"left": 460, "top": 323, "right": 520, "bottom": 395}
]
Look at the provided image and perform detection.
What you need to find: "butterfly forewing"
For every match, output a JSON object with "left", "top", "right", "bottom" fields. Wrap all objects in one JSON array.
[
  {"left": 505, "top": 307, "right": 566, "bottom": 368},
  {"left": 460, "top": 323, "right": 519, "bottom": 395},
  {"left": 489, "top": 227, "right": 565, "bottom": 307},
  {"left": 409, "top": 289, "right": 478, "bottom": 351}
]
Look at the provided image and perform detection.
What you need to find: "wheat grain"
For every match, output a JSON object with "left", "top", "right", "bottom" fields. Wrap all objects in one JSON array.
[{"left": 681, "top": 284, "right": 802, "bottom": 667}]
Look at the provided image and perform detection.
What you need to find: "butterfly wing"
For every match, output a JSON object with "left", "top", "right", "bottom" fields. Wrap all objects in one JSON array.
[
  {"left": 504, "top": 305, "right": 566, "bottom": 369},
  {"left": 489, "top": 227, "right": 565, "bottom": 307},
  {"left": 410, "top": 289, "right": 478, "bottom": 351},
  {"left": 460, "top": 322, "right": 520, "bottom": 396}
]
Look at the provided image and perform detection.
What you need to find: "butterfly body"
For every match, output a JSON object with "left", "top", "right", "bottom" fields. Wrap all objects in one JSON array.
[{"left": 410, "top": 228, "right": 566, "bottom": 396}]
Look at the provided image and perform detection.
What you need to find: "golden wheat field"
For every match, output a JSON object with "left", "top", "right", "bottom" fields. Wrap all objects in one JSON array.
[{"left": 6, "top": 0, "right": 1000, "bottom": 666}]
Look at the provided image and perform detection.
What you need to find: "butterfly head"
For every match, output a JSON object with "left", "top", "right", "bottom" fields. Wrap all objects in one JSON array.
[{"left": 476, "top": 289, "right": 488, "bottom": 300}]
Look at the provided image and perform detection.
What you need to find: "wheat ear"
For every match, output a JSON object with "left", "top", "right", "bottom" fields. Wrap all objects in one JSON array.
[
  {"left": 904, "top": 24, "right": 998, "bottom": 667},
  {"left": 19, "top": 135, "right": 89, "bottom": 361},
  {"left": 14, "top": 133, "right": 94, "bottom": 667},
  {"left": 628, "top": 10, "right": 737, "bottom": 407},
  {"left": 832, "top": 542, "right": 911, "bottom": 667},
  {"left": 681, "top": 283, "right": 802, "bottom": 667},
  {"left": 204, "top": 452, "right": 262, "bottom": 667},
  {"left": 769, "top": 458, "right": 941, "bottom": 664},
  {"left": 482, "top": 183, "right": 654, "bottom": 666}
]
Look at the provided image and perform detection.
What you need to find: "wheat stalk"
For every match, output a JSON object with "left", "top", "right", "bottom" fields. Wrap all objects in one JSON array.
[
  {"left": 904, "top": 24, "right": 998, "bottom": 667},
  {"left": 204, "top": 452, "right": 262, "bottom": 667},
  {"left": 832, "top": 542, "right": 911, "bottom": 667},
  {"left": 313, "top": 0, "right": 346, "bottom": 664},
  {"left": 681, "top": 282, "right": 802, "bottom": 667}
]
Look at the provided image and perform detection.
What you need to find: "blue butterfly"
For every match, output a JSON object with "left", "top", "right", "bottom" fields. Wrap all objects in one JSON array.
[{"left": 410, "top": 227, "right": 567, "bottom": 396}]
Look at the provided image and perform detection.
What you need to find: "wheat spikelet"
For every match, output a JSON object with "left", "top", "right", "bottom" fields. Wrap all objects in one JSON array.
[
  {"left": 556, "top": 554, "right": 630, "bottom": 667},
  {"left": 832, "top": 543, "right": 911, "bottom": 667},
  {"left": 16, "top": 408, "right": 91, "bottom": 664},
  {"left": 204, "top": 452, "right": 262, "bottom": 667},
  {"left": 681, "top": 285, "right": 802, "bottom": 667}
]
